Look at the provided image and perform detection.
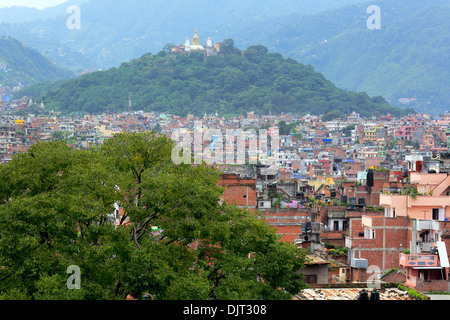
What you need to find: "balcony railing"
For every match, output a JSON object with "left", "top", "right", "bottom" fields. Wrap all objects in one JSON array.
[{"left": 399, "top": 253, "right": 439, "bottom": 268}]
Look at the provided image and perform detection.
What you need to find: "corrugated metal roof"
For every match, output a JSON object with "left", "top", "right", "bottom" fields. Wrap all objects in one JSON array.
[{"left": 296, "top": 288, "right": 414, "bottom": 300}]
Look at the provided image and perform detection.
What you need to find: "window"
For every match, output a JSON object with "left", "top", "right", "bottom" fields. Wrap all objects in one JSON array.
[
  {"left": 364, "top": 227, "right": 375, "bottom": 239},
  {"left": 432, "top": 208, "right": 444, "bottom": 221},
  {"left": 385, "top": 207, "right": 391, "bottom": 218},
  {"left": 343, "top": 220, "right": 349, "bottom": 231},
  {"left": 305, "top": 275, "right": 317, "bottom": 284},
  {"left": 334, "top": 220, "right": 339, "bottom": 231},
  {"left": 420, "top": 232, "right": 429, "bottom": 242},
  {"left": 432, "top": 208, "right": 439, "bottom": 220}
]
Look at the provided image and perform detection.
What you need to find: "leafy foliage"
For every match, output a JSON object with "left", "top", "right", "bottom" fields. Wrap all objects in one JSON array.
[{"left": 0, "top": 132, "right": 307, "bottom": 300}]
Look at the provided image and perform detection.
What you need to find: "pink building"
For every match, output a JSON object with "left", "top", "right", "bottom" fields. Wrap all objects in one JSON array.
[
  {"left": 380, "top": 173, "right": 450, "bottom": 223},
  {"left": 379, "top": 172, "right": 450, "bottom": 291},
  {"left": 394, "top": 126, "right": 413, "bottom": 141},
  {"left": 345, "top": 172, "right": 450, "bottom": 291}
]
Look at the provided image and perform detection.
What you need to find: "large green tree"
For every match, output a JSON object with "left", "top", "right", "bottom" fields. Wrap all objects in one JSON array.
[{"left": 0, "top": 132, "right": 306, "bottom": 300}]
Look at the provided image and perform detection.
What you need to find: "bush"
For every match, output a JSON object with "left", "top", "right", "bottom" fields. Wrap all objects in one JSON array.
[
  {"left": 327, "top": 246, "right": 348, "bottom": 257},
  {"left": 397, "top": 284, "right": 429, "bottom": 300}
]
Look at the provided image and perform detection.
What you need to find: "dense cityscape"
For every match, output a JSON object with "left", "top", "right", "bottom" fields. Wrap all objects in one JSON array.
[
  {"left": 0, "top": 0, "right": 448, "bottom": 309},
  {"left": 2, "top": 94, "right": 450, "bottom": 300}
]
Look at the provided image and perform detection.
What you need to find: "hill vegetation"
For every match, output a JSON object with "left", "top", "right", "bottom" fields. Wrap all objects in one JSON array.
[
  {"left": 39, "top": 41, "right": 411, "bottom": 118},
  {"left": 0, "top": 36, "right": 73, "bottom": 89},
  {"left": 232, "top": 0, "right": 450, "bottom": 114}
]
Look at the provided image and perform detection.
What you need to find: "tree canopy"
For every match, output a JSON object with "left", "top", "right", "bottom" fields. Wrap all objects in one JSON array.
[{"left": 0, "top": 132, "right": 307, "bottom": 300}]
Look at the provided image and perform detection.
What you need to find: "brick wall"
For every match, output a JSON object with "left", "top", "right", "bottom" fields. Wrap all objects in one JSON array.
[
  {"left": 348, "top": 216, "right": 409, "bottom": 272},
  {"left": 442, "top": 234, "right": 450, "bottom": 259},
  {"left": 321, "top": 230, "right": 346, "bottom": 248},
  {"left": 221, "top": 185, "right": 257, "bottom": 208},
  {"left": 218, "top": 174, "right": 257, "bottom": 208},
  {"left": 341, "top": 171, "right": 389, "bottom": 206},
  {"left": 415, "top": 280, "right": 449, "bottom": 292},
  {"left": 259, "top": 208, "right": 309, "bottom": 243},
  {"left": 381, "top": 269, "right": 406, "bottom": 284}
]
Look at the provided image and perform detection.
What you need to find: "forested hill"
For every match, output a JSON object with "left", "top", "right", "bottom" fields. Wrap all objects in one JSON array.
[
  {"left": 39, "top": 42, "right": 412, "bottom": 118},
  {"left": 0, "top": 37, "right": 74, "bottom": 88},
  {"left": 231, "top": 0, "right": 450, "bottom": 115}
]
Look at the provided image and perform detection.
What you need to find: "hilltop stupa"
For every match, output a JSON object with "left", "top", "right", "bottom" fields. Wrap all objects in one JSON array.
[
  {"left": 189, "top": 29, "right": 205, "bottom": 51},
  {"left": 172, "top": 29, "right": 220, "bottom": 56}
]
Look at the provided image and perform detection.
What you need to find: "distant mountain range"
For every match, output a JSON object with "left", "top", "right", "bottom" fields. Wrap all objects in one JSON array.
[
  {"left": 0, "top": 0, "right": 88, "bottom": 23},
  {"left": 0, "top": 0, "right": 369, "bottom": 71},
  {"left": 0, "top": 36, "right": 73, "bottom": 90}
]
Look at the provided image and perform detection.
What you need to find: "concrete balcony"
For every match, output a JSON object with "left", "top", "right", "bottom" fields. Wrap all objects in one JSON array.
[
  {"left": 380, "top": 194, "right": 450, "bottom": 210},
  {"left": 328, "top": 211, "right": 346, "bottom": 219},
  {"left": 301, "top": 222, "right": 324, "bottom": 233},
  {"left": 399, "top": 253, "right": 439, "bottom": 268},
  {"left": 417, "top": 219, "right": 442, "bottom": 231}
]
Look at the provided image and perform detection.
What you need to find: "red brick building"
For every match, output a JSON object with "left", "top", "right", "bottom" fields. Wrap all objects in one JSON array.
[
  {"left": 218, "top": 173, "right": 257, "bottom": 210},
  {"left": 339, "top": 170, "right": 389, "bottom": 206},
  {"left": 346, "top": 215, "right": 410, "bottom": 273},
  {"left": 259, "top": 207, "right": 310, "bottom": 243}
]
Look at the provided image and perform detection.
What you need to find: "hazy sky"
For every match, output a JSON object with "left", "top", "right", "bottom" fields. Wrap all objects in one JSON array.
[{"left": 0, "top": 0, "right": 67, "bottom": 9}]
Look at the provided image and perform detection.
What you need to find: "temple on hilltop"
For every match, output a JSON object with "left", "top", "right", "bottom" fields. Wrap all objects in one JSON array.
[{"left": 172, "top": 29, "right": 221, "bottom": 56}]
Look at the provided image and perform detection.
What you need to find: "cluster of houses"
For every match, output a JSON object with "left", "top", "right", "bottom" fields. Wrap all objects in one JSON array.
[
  {"left": 2, "top": 95, "right": 450, "bottom": 297},
  {"left": 211, "top": 111, "right": 450, "bottom": 296}
]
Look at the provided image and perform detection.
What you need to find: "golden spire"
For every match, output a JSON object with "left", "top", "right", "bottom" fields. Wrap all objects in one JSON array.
[{"left": 193, "top": 28, "right": 199, "bottom": 46}]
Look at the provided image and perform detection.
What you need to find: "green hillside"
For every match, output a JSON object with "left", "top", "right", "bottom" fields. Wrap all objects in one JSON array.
[
  {"left": 39, "top": 42, "right": 411, "bottom": 117},
  {"left": 233, "top": 0, "right": 450, "bottom": 114},
  {"left": 297, "top": 5, "right": 450, "bottom": 115},
  {"left": 0, "top": 37, "right": 74, "bottom": 89}
]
